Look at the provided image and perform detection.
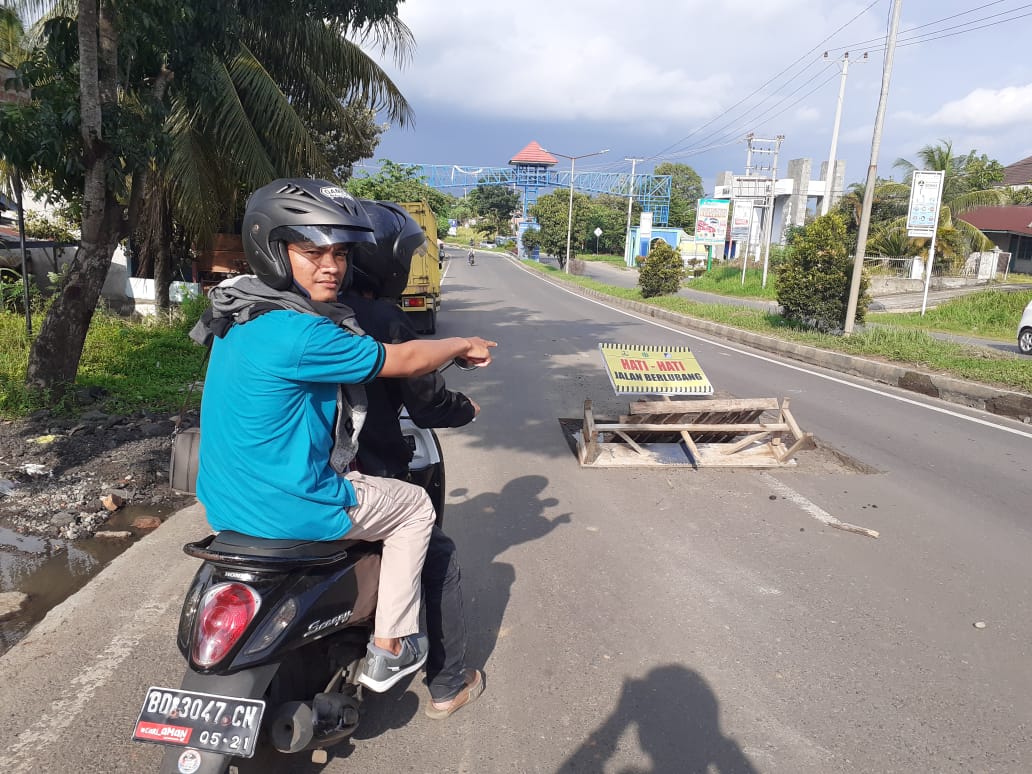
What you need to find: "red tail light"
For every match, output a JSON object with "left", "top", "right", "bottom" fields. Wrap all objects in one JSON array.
[{"left": 191, "top": 583, "right": 261, "bottom": 667}]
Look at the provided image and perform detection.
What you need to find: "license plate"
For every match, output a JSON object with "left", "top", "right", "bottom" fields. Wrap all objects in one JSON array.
[{"left": 132, "top": 686, "right": 265, "bottom": 758}]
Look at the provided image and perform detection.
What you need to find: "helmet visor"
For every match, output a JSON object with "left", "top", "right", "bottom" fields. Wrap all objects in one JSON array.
[{"left": 270, "top": 224, "right": 375, "bottom": 248}]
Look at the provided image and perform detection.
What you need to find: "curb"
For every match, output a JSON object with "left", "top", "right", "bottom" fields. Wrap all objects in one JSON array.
[{"left": 515, "top": 260, "right": 1032, "bottom": 424}]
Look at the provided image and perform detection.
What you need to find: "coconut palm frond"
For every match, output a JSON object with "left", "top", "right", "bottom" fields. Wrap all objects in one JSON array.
[
  {"left": 243, "top": 17, "right": 413, "bottom": 126},
  {"left": 876, "top": 181, "right": 911, "bottom": 200},
  {"left": 345, "top": 15, "right": 414, "bottom": 67},
  {"left": 163, "top": 99, "right": 237, "bottom": 246},
  {"left": 892, "top": 157, "right": 916, "bottom": 182},
  {"left": 195, "top": 52, "right": 278, "bottom": 186},
  {"left": 951, "top": 214, "right": 995, "bottom": 252},
  {"left": 227, "top": 44, "right": 329, "bottom": 179},
  {"left": 867, "top": 223, "right": 918, "bottom": 260},
  {"left": 947, "top": 188, "right": 1007, "bottom": 216}
]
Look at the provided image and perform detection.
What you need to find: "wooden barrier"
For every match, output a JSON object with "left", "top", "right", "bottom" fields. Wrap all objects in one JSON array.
[{"left": 578, "top": 397, "right": 814, "bottom": 468}]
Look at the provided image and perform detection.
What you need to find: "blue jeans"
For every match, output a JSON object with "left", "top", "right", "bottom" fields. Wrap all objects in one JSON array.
[{"left": 422, "top": 526, "right": 469, "bottom": 702}]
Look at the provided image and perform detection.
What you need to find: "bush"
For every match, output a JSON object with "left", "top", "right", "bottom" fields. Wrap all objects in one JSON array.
[
  {"left": 638, "top": 241, "right": 684, "bottom": 298},
  {"left": 775, "top": 212, "right": 868, "bottom": 331}
]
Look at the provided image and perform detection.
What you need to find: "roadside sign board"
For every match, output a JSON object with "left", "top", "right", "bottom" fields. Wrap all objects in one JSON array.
[
  {"left": 729, "top": 200, "right": 754, "bottom": 241},
  {"left": 598, "top": 343, "right": 713, "bottom": 395},
  {"left": 694, "top": 198, "right": 730, "bottom": 245},
  {"left": 906, "top": 170, "right": 945, "bottom": 238}
]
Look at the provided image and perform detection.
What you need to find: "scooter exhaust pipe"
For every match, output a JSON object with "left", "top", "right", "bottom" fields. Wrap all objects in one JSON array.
[
  {"left": 268, "top": 692, "right": 361, "bottom": 754},
  {"left": 269, "top": 701, "right": 315, "bottom": 754}
]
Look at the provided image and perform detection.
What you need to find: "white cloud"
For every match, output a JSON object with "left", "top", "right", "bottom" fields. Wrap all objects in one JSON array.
[
  {"left": 795, "top": 107, "right": 820, "bottom": 122},
  {"left": 928, "top": 83, "right": 1032, "bottom": 129},
  {"left": 377, "top": 0, "right": 879, "bottom": 129}
]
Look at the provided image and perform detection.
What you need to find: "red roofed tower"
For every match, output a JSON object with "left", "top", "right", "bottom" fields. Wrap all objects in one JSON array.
[{"left": 509, "top": 141, "right": 557, "bottom": 217}]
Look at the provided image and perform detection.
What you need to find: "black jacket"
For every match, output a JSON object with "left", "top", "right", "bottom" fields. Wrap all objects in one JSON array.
[{"left": 343, "top": 292, "right": 476, "bottom": 478}]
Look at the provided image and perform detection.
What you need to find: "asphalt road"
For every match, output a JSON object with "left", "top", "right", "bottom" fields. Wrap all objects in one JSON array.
[{"left": 1, "top": 251, "right": 1030, "bottom": 773}]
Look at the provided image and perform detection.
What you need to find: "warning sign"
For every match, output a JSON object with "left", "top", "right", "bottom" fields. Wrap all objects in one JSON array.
[{"left": 598, "top": 343, "right": 713, "bottom": 395}]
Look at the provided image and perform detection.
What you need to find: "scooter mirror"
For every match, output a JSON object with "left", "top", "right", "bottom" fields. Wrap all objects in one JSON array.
[{"left": 451, "top": 357, "right": 479, "bottom": 371}]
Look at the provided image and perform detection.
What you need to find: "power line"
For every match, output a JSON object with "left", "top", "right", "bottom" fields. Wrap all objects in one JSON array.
[
  {"left": 646, "top": 0, "right": 884, "bottom": 161},
  {"left": 827, "top": 0, "right": 1030, "bottom": 51},
  {"left": 865, "top": 7, "right": 1032, "bottom": 51},
  {"left": 673, "top": 63, "right": 838, "bottom": 157}
]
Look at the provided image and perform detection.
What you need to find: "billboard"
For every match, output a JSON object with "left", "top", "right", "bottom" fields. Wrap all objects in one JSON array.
[
  {"left": 729, "top": 200, "right": 754, "bottom": 241},
  {"left": 694, "top": 199, "right": 730, "bottom": 245},
  {"left": 906, "top": 170, "right": 945, "bottom": 238}
]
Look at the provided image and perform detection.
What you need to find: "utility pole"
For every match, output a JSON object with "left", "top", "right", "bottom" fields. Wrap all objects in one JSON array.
[
  {"left": 820, "top": 51, "right": 866, "bottom": 216},
  {"left": 745, "top": 134, "right": 784, "bottom": 288},
  {"left": 844, "top": 0, "right": 903, "bottom": 335},
  {"left": 761, "top": 136, "right": 783, "bottom": 288},
  {"left": 624, "top": 157, "right": 643, "bottom": 266}
]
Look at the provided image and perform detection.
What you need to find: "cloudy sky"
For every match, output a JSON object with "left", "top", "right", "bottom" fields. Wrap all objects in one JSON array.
[{"left": 364, "top": 0, "right": 1032, "bottom": 195}]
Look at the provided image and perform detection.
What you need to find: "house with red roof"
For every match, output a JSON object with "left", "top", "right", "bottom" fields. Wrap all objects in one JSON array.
[
  {"left": 1000, "top": 155, "right": 1032, "bottom": 189},
  {"left": 958, "top": 205, "right": 1032, "bottom": 275}
]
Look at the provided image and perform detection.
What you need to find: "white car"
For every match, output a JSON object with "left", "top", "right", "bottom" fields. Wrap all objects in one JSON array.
[{"left": 1019, "top": 298, "right": 1032, "bottom": 355}]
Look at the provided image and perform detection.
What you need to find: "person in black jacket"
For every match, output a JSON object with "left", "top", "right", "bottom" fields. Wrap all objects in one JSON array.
[{"left": 343, "top": 201, "right": 485, "bottom": 719}]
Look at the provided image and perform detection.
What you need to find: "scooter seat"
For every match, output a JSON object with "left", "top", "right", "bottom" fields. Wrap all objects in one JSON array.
[
  {"left": 185, "top": 531, "right": 380, "bottom": 567},
  {"left": 211, "top": 530, "right": 366, "bottom": 557}
]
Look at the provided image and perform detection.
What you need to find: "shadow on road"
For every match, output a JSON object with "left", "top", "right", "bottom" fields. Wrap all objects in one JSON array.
[
  {"left": 449, "top": 474, "right": 570, "bottom": 667},
  {"left": 557, "top": 665, "right": 758, "bottom": 774}
]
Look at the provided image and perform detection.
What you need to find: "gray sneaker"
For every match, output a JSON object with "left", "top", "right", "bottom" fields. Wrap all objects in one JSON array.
[{"left": 356, "top": 634, "right": 429, "bottom": 693}]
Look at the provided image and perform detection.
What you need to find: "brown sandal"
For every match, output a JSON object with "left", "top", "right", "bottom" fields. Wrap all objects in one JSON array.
[{"left": 425, "top": 669, "right": 485, "bottom": 719}]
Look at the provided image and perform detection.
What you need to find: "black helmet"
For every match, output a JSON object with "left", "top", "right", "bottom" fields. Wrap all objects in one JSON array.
[
  {"left": 242, "top": 178, "right": 376, "bottom": 290},
  {"left": 349, "top": 200, "right": 427, "bottom": 299}
]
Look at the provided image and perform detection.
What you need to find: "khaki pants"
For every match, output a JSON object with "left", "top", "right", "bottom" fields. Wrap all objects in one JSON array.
[{"left": 344, "top": 472, "right": 435, "bottom": 639}]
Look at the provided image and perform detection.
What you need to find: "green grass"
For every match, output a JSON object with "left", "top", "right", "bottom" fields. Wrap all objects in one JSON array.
[
  {"left": 869, "top": 289, "right": 1032, "bottom": 340},
  {"left": 522, "top": 260, "right": 1032, "bottom": 394},
  {"left": 683, "top": 265, "right": 778, "bottom": 300},
  {"left": 1, "top": 300, "right": 209, "bottom": 419},
  {"left": 576, "top": 252, "right": 629, "bottom": 268}
]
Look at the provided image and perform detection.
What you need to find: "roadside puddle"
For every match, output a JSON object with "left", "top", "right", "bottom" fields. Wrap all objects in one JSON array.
[{"left": 0, "top": 503, "right": 181, "bottom": 655}]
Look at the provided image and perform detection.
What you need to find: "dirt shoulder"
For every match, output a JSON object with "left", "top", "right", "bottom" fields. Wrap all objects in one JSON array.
[{"left": 0, "top": 408, "right": 197, "bottom": 539}]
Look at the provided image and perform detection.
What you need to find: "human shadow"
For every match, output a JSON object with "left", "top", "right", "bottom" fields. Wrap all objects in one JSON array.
[
  {"left": 447, "top": 474, "right": 570, "bottom": 667},
  {"left": 558, "top": 665, "right": 759, "bottom": 774}
]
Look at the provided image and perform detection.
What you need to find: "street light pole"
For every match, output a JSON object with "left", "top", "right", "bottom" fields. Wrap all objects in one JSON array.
[
  {"left": 624, "top": 157, "right": 643, "bottom": 266},
  {"left": 544, "top": 148, "right": 610, "bottom": 273}
]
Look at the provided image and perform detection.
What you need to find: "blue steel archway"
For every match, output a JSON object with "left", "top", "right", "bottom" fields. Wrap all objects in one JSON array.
[{"left": 403, "top": 163, "right": 671, "bottom": 225}]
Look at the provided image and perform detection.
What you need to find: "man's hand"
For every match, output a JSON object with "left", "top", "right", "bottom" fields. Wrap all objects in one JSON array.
[{"left": 462, "top": 337, "right": 497, "bottom": 367}]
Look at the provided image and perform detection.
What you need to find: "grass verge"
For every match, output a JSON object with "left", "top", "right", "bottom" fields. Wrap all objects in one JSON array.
[
  {"left": 1, "top": 299, "right": 209, "bottom": 419},
  {"left": 522, "top": 260, "right": 1032, "bottom": 395}
]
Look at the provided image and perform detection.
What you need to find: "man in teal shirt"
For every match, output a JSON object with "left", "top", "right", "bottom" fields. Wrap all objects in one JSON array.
[{"left": 194, "top": 179, "right": 495, "bottom": 694}]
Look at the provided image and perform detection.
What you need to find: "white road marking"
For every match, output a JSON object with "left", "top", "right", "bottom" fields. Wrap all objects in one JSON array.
[
  {"left": 512, "top": 259, "right": 1032, "bottom": 440},
  {"left": 759, "top": 472, "right": 879, "bottom": 538},
  {"left": 0, "top": 599, "right": 174, "bottom": 772}
]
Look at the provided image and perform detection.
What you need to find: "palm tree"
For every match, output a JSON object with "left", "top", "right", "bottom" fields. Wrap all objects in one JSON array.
[
  {"left": 7, "top": 1, "right": 415, "bottom": 389},
  {"left": 893, "top": 139, "right": 1007, "bottom": 264},
  {"left": 834, "top": 179, "right": 909, "bottom": 233},
  {"left": 132, "top": 8, "right": 415, "bottom": 308}
]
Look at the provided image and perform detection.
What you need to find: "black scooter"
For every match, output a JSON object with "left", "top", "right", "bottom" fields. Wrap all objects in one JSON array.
[{"left": 134, "top": 414, "right": 447, "bottom": 774}]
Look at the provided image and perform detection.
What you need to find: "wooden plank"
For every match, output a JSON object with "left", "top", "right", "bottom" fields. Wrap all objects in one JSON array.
[
  {"left": 595, "top": 421, "right": 791, "bottom": 433},
  {"left": 719, "top": 430, "right": 771, "bottom": 456},
  {"left": 630, "top": 398, "right": 780, "bottom": 414},
  {"left": 581, "top": 400, "right": 600, "bottom": 464}
]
